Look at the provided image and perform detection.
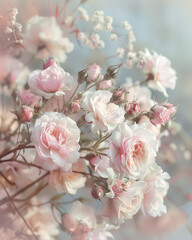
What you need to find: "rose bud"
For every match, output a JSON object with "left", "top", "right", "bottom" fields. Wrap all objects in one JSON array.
[
  {"left": 71, "top": 100, "right": 80, "bottom": 113},
  {"left": 18, "top": 89, "right": 41, "bottom": 108},
  {"left": 97, "top": 78, "right": 112, "bottom": 90},
  {"left": 162, "top": 102, "right": 177, "bottom": 117},
  {"left": 78, "top": 68, "right": 88, "bottom": 84},
  {"left": 43, "top": 58, "right": 58, "bottom": 69},
  {"left": 87, "top": 64, "right": 101, "bottom": 82},
  {"left": 16, "top": 105, "right": 34, "bottom": 123},
  {"left": 111, "top": 90, "right": 125, "bottom": 104},
  {"left": 125, "top": 102, "right": 141, "bottom": 116},
  {"left": 104, "top": 63, "right": 122, "bottom": 80},
  {"left": 91, "top": 185, "right": 104, "bottom": 199},
  {"left": 149, "top": 105, "right": 170, "bottom": 125}
]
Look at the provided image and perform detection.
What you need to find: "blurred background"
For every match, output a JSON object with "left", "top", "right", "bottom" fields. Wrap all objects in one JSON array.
[{"left": 1, "top": 0, "right": 192, "bottom": 239}]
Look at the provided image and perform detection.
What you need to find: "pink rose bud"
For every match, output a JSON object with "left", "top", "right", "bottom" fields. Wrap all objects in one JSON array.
[
  {"left": 71, "top": 100, "right": 80, "bottom": 113},
  {"left": 112, "top": 179, "right": 125, "bottom": 195},
  {"left": 78, "top": 68, "right": 88, "bottom": 84},
  {"left": 125, "top": 102, "right": 141, "bottom": 115},
  {"left": 149, "top": 105, "right": 170, "bottom": 125},
  {"left": 162, "top": 102, "right": 177, "bottom": 117},
  {"left": 111, "top": 90, "right": 125, "bottom": 104},
  {"left": 43, "top": 58, "right": 58, "bottom": 69},
  {"left": 87, "top": 64, "right": 101, "bottom": 82},
  {"left": 62, "top": 213, "right": 78, "bottom": 232},
  {"left": 18, "top": 89, "right": 41, "bottom": 108},
  {"left": 91, "top": 186, "right": 104, "bottom": 199},
  {"left": 17, "top": 105, "right": 34, "bottom": 123}
]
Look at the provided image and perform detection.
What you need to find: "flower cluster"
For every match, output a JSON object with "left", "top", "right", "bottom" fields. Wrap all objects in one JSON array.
[{"left": 0, "top": 1, "right": 188, "bottom": 240}]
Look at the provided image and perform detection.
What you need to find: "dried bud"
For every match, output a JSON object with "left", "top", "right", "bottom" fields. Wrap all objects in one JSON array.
[
  {"left": 43, "top": 58, "right": 58, "bottom": 69},
  {"left": 87, "top": 64, "right": 101, "bottom": 82},
  {"left": 71, "top": 100, "right": 80, "bottom": 113},
  {"left": 149, "top": 105, "right": 170, "bottom": 125},
  {"left": 104, "top": 64, "right": 122, "bottom": 80},
  {"left": 125, "top": 102, "right": 141, "bottom": 116},
  {"left": 111, "top": 90, "right": 125, "bottom": 104},
  {"left": 91, "top": 185, "right": 104, "bottom": 199},
  {"left": 78, "top": 68, "right": 88, "bottom": 84},
  {"left": 16, "top": 105, "right": 34, "bottom": 123}
]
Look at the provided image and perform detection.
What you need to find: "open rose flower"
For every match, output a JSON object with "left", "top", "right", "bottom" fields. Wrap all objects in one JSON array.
[
  {"left": 109, "top": 122, "right": 159, "bottom": 179},
  {"left": 48, "top": 159, "right": 86, "bottom": 194},
  {"left": 28, "top": 63, "right": 73, "bottom": 99},
  {"left": 102, "top": 181, "right": 145, "bottom": 223},
  {"left": 23, "top": 15, "right": 74, "bottom": 62},
  {"left": 82, "top": 90, "right": 125, "bottom": 132},
  {"left": 142, "top": 49, "right": 176, "bottom": 97},
  {"left": 31, "top": 112, "right": 80, "bottom": 171},
  {"left": 143, "top": 163, "right": 170, "bottom": 217}
]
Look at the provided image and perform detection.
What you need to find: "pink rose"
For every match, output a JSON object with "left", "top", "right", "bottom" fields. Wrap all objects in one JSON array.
[
  {"left": 48, "top": 159, "right": 86, "bottom": 194},
  {"left": 82, "top": 90, "right": 125, "bottom": 132},
  {"left": 28, "top": 64, "right": 73, "bottom": 99},
  {"left": 143, "top": 163, "right": 170, "bottom": 217},
  {"left": 87, "top": 64, "right": 101, "bottom": 82},
  {"left": 18, "top": 89, "right": 41, "bottom": 107},
  {"left": 17, "top": 105, "right": 34, "bottom": 123},
  {"left": 149, "top": 105, "right": 170, "bottom": 125},
  {"left": 102, "top": 181, "right": 145, "bottom": 222},
  {"left": 142, "top": 49, "right": 176, "bottom": 97},
  {"left": 125, "top": 102, "right": 141, "bottom": 116},
  {"left": 110, "top": 122, "right": 158, "bottom": 179},
  {"left": 31, "top": 112, "right": 80, "bottom": 171}
]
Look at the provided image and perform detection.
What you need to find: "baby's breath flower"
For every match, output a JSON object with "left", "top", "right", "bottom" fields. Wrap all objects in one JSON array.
[{"left": 116, "top": 48, "right": 125, "bottom": 58}]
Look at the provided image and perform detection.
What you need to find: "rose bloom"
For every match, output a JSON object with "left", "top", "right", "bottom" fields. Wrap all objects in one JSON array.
[
  {"left": 82, "top": 90, "right": 125, "bottom": 132},
  {"left": 143, "top": 163, "right": 170, "bottom": 217},
  {"left": 25, "top": 198, "right": 59, "bottom": 240},
  {"left": 102, "top": 181, "right": 145, "bottom": 223},
  {"left": 23, "top": 15, "right": 74, "bottom": 62},
  {"left": 28, "top": 64, "right": 73, "bottom": 99},
  {"left": 31, "top": 112, "right": 80, "bottom": 171},
  {"left": 48, "top": 159, "right": 86, "bottom": 194},
  {"left": 142, "top": 49, "right": 176, "bottom": 97},
  {"left": 109, "top": 122, "right": 159, "bottom": 179}
]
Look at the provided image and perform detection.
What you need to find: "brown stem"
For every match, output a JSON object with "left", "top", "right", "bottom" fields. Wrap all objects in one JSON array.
[
  {"left": 0, "top": 145, "right": 35, "bottom": 160},
  {"left": 0, "top": 172, "right": 49, "bottom": 206}
]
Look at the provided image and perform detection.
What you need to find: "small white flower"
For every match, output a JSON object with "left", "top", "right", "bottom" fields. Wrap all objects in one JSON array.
[{"left": 116, "top": 48, "right": 125, "bottom": 58}]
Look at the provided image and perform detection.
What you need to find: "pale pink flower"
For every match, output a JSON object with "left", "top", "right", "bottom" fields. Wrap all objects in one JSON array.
[
  {"left": 110, "top": 122, "right": 158, "bottom": 179},
  {"left": 31, "top": 112, "right": 80, "bottom": 171},
  {"left": 17, "top": 105, "right": 34, "bottom": 122},
  {"left": 97, "top": 78, "right": 112, "bottom": 90},
  {"left": 102, "top": 181, "right": 145, "bottom": 222},
  {"left": 143, "top": 163, "right": 170, "bottom": 217},
  {"left": 72, "top": 100, "right": 81, "bottom": 113},
  {"left": 18, "top": 89, "right": 41, "bottom": 107},
  {"left": 25, "top": 198, "right": 59, "bottom": 240},
  {"left": 28, "top": 64, "right": 73, "bottom": 99},
  {"left": 90, "top": 155, "right": 110, "bottom": 178},
  {"left": 82, "top": 90, "right": 125, "bottom": 132},
  {"left": 24, "top": 15, "right": 74, "bottom": 62},
  {"left": 48, "top": 159, "right": 86, "bottom": 194},
  {"left": 87, "top": 64, "right": 101, "bottom": 82},
  {"left": 162, "top": 102, "right": 177, "bottom": 117},
  {"left": 149, "top": 105, "right": 170, "bottom": 125},
  {"left": 142, "top": 49, "right": 176, "bottom": 97}
]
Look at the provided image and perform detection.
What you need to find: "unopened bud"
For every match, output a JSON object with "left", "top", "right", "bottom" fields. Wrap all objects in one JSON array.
[
  {"left": 149, "top": 105, "right": 170, "bottom": 125},
  {"left": 104, "top": 64, "right": 122, "bottom": 80},
  {"left": 111, "top": 90, "right": 125, "bottom": 104},
  {"left": 71, "top": 100, "right": 80, "bottom": 113},
  {"left": 162, "top": 102, "right": 176, "bottom": 117},
  {"left": 43, "top": 58, "right": 58, "bottom": 69},
  {"left": 125, "top": 102, "right": 141, "bottom": 116},
  {"left": 78, "top": 68, "right": 89, "bottom": 84},
  {"left": 87, "top": 64, "right": 101, "bottom": 82},
  {"left": 16, "top": 105, "right": 34, "bottom": 123}
]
